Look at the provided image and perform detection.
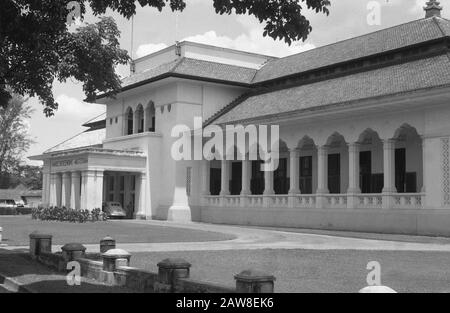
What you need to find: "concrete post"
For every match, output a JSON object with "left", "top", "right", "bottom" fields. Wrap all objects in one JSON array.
[
  {"left": 100, "top": 236, "right": 116, "bottom": 254},
  {"left": 61, "top": 243, "right": 87, "bottom": 262},
  {"left": 61, "top": 172, "right": 71, "bottom": 208},
  {"left": 55, "top": 173, "right": 62, "bottom": 207},
  {"left": 316, "top": 145, "right": 329, "bottom": 208},
  {"left": 102, "top": 249, "right": 131, "bottom": 272},
  {"left": 156, "top": 258, "right": 191, "bottom": 292},
  {"left": 382, "top": 139, "right": 397, "bottom": 209},
  {"left": 29, "top": 232, "right": 53, "bottom": 259},
  {"left": 241, "top": 159, "right": 251, "bottom": 207},
  {"left": 347, "top": 142, "right": 361, "bottom": 209},
  {"left": 70, "top": 171, "right": 81, "bottom": 210},
  {"left": 220, "top": 159, "right": 230, "bottom": 196},
  {"left": 235, "top": 269, "right": 275, "bottom": 293}
]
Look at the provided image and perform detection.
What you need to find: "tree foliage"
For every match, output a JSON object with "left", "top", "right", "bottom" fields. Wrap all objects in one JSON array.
[
  {"left": 0, "top": 0, "right": 330, "bottom": 116},
  {"left": 0, "top": 93, "right": 34, "bottom": 188}
]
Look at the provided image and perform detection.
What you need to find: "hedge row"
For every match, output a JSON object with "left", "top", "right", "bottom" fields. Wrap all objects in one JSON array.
[{"left": 31, "top": 207, "right": 108, "bottom": 223}]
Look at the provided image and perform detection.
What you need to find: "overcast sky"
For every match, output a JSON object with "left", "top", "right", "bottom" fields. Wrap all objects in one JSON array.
[{"left": 26, "top": 0, "right": 442, "bottom": 164}]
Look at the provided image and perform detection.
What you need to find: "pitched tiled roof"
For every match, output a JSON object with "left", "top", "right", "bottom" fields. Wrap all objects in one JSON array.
[
  {"left": 252, "top": 17, "right": 450, "bottom": 83},
  {"left": 214, "top": 54, "right": 450, "bottom": 124},
  {"left": 120, "top": 57, "right": 257, "bottom": 89},
  {"left": 45, "top": 128, "right": 105, "bottom": 154}
]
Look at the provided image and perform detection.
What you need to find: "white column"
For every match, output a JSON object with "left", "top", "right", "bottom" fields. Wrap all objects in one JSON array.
[
  {"left": 167, "top": 162, "right": 192, "bottom": 222},
  {"left": 241, "top": 159, "right": 251, "bottom": 195},
  {"left": 317, "top": 145, "right": 329, "bottom": 194},
  {"left": 201, "top": 161, "right": 211, "bottom": 196},
  {"left": 382, "top": 139, "right": 397, "bottom": 209},
  {"left": 80, "top": 170, "right": 103, "bottom": 211},
  {"left": 240, "top": 159, "right": 251, "bottom": 207},
  {"left": 61, "top": 172, "right": 71, "bottom": 208},
  {"left": 70, "top": 171, "right": 81, "bottom": 210},
  {"left": 347, "top": 142, "right": 361, "bottom": 209},
  {"left": 316, "top": 145, "right": 329, "bottom": 209},
  {"left": 42, "top": 170, "right": 50, "bottom": 206},
  {"left": 55, "top": 173, "right": 62, "bottom": 207},
  {"left": 94, "top": 171, "right": 104, "bottom": 210},
  {"left": 136, "top": 173, "right": 147, "bottom": 219},
  {"left": 49, "top": 173, "right": 57, "bottom": 206},
  {"left": 289, "top": 149, "right": 300, "bottom": 194},
  {"left": 220, "top": 159, "right": 230, "bottom": 196}
]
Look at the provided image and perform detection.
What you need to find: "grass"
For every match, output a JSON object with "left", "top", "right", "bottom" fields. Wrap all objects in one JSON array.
[
  {"left": 0, "top": 216, "right": 235, "bottom": 246},
  {"left": 131, "top": 249, "right": 450, "bottom": 293}
]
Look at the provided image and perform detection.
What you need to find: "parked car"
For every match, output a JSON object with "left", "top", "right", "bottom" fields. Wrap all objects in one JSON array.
[
  {"left": 0, "top": 199, "right": 17, "bottom": 215},
  {"left": 0, "top": 199, "right": 17, "bottom": 208},
  {"left": 102, "top": 202, "right": 126, "bottom": 219}
]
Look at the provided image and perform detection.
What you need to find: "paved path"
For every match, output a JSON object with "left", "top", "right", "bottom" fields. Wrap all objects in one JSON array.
[{"left": 4, "top": 220, "right": 450, "bottom": 253}]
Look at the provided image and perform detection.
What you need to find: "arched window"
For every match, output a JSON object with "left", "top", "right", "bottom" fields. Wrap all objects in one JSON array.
[
  {"left": 147, "top": 101, "right": 156, "bottom": 132},
  {"left": 135, "top": 104, "right": 144, "bottom": 133},
  {"left": 125, "top": 107, "right": 133, "bottom": 135}
]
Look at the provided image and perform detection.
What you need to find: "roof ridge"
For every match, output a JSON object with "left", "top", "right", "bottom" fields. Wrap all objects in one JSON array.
[
  {"left": 257, "top": 17, "right": 438, "bottom": 73},
  {"left": 44, "top": 130, "right": 90, "bottom": 154},
  {"left": 169, "top": 57, "right": 186, "bottom": 73},
  {"left": 180, "top": 57, "right": 261, "bottom": 70},
  {"left": 432, "top": 16, "right": 448, "bottom": 36}
]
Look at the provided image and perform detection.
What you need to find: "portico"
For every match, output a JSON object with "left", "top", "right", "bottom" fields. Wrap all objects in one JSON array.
[{"left": 37, "top": 148, "right": 147, "bottom": 218}]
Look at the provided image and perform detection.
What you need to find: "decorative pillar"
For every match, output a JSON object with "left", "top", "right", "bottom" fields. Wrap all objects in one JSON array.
[
  {"left": 135, "top": 173, "right": 147, "bottom": 219},
  {"left": 316, "top": 145, "right": 329, "bottom": 208},
  {"left": 144, "top": 107, "right": 150, "bottom": 132},
  {"left": 80, "top": 170, "right": 103, "bottom": 211},
  {"left": 168, "top": 162, "right": 192, "bottom": 222},
  {"left": 61, "top": 172, "right": 71, "bottom": 208},
  {"left": 288, "top": 149, "right": 300, "bottom": 194},
  {"left": 347, "top": 142, "right": 361, "bottom": 209},
  {"left": 55, "top": 173, "right": 62, "bottom": 207},
  {"left": 201, "top": 161, "right": 211, "bottom": 196},
  {"left": 240, "top": 159, "right": 251, "bottom": 207},
  {"left": 49, "top": 173, "right": 57, "bottom": 206},
  {"left": 382, "top": 139, "right": 397, "bottom": 209},
  {"left": 70, "top": 171, "right": 81, "bottom": 210},
  {"left": 220, "top": 159, "right": 230, "bottom": 196}
]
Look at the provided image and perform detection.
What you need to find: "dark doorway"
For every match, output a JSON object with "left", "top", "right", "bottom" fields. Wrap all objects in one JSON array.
[
  {"left": 274, "top": 158, "right": 288, "bottom": 194},
  {"left": 360, "top": 151, "right": 372, "bottom": 193},
  {"left": 299, "top": 156, "right": 313, "bottom": 194},
  {"left": 395, "top": 148, "right": 417, "bottom": 193},
  {"left": 210, "top": 167, "right": 221, "bottom": 195},
  {"left": 230, "top": 162, "right": 242, "bottom": 195},
  {"left": 328, "top": 154, "right": 340, "bottom": 194},
  {"left": 395, "top": 148, "right": 406, "bottom": 193},
  {"left": 251, "top": 160, "right": 265, "bottom": 195}
]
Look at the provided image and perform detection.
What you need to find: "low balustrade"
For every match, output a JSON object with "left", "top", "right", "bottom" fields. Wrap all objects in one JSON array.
[
  {"left": 323, "top": 194, "right": 348, "bottom": 209},
  {"left": 392, "top": 193, "right": 424, "bottom": 209},
  {"left": 357, "top": 194, "right": 383, "bottom": 209},
  {"left": 203, "top": 192, "right": 425, "bottom": 210}
]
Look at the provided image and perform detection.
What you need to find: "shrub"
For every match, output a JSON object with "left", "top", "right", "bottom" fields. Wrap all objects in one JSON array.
[{"left": 31, "top": 206, "right": 108, "bottom": 223}]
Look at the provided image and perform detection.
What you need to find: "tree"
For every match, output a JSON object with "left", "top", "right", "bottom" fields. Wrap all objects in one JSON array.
[
  {"left": 0, "top": 93, "right": 34, "bottom": 188},
  {"left": 0, "top": 0, "right": 330, "bottom": 116}
]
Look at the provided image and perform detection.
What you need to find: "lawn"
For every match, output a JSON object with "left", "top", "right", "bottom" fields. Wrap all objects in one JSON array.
[
  {"left": 131, "top": 249, "right": 450, "bottom": 293},
  {"left": 0, "top": 216, "right": 234, "bottom": 246}
]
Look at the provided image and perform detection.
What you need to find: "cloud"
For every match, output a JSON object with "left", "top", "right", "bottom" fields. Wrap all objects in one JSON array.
[
  {"left": 135, "top": 14, "right": 315, "bottom": 59},
  {"left": 136, "top": 43, "right": 168, "bottom": 58},
  {"left": 55, "top": 94, "right": 105, "bottom": 120},
  {"left": 182, "top": 16, "right": 315, "bottom": 57}
]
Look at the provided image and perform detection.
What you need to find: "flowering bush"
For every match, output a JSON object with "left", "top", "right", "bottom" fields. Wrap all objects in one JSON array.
[{"left": 32, "top": 206, "right": 108, "bottom": 223}]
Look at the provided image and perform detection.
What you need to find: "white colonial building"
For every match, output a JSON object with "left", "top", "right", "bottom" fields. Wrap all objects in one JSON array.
[{"left": 32, "top": 3, "right": 450, "bottom": 235}]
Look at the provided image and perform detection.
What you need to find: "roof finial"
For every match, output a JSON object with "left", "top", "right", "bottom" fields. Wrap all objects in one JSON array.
[{"left": 424, "top": 0, "right": 442, "bottom": 18}]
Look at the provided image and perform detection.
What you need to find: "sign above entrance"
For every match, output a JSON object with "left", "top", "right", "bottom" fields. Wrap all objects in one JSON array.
[{"left": 52, "top": 158, "right": 88, "bottom": 167}]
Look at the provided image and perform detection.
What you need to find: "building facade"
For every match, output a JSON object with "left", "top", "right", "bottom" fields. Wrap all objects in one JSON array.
[{"left": 32, "top": 4, "right": 450, "bottom": 235}]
